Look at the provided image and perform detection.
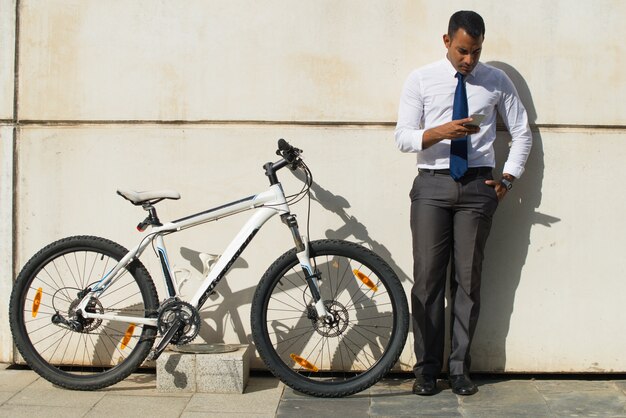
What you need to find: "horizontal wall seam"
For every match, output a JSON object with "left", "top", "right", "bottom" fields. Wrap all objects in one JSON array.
[{"left": 11, "top": 120, "right": 626, "bottom": 132}]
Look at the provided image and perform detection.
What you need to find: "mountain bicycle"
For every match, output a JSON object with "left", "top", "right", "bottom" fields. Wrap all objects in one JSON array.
[{"left": 9, "top": 139, "right": 409, "bottom": 397}]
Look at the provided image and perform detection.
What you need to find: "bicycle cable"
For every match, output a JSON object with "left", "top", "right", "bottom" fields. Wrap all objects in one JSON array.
[{"left": 301, "top": 160, "right": 314, "bottom": 244}]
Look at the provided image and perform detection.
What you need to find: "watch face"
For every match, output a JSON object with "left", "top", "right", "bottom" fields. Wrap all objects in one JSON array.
[{"left": 501, "top": 179, "right": 512, "bottom": 190}]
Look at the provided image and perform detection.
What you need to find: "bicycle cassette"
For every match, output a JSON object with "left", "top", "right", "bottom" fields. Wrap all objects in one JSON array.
[{"left": 157, "top": 300, "right": 201, "bottom": 345}]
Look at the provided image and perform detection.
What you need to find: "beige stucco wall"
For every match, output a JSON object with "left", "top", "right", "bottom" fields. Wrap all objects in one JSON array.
[{"left": 2, "top": 0, "right": 625, "bottom": 372}]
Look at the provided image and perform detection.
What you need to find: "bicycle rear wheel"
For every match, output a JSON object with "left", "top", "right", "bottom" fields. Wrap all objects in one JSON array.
[
  {"left": 9, "top": 236, "right": 159, "bottom": 390},
  {"left": 251, "top": 239, "right": 409, "bottom": 397}
]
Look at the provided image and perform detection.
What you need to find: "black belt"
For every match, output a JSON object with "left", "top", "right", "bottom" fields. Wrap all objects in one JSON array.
[{"left": 418, "top": 167, "right": 492, "bottom": 176}]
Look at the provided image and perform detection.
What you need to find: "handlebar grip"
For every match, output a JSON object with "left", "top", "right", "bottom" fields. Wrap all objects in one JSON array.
[{"left": 278, "top": 138, "right": 290, "bottom": 152}]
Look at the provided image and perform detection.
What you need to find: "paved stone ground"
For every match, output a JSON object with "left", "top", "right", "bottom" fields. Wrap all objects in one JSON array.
[
  {"left": 277, "top": 376, "right": 626, "bottom": 417},
  {"left": 2, "top": 364, "right": 626, "bottom": 417}
]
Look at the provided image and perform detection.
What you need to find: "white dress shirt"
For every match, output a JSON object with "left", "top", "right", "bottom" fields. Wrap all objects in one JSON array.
[{"left": 395, "top": 58, "right": 532, "bottom": 178}]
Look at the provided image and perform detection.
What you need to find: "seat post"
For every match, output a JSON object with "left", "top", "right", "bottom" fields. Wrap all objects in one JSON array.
[{"left": 142, "top": 203, "right": 162, "bottom": 227}]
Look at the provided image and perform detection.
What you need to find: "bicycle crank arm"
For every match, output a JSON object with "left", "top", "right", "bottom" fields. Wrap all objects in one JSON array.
[{"left": 147, "top": 318, "right": 184, "bottom": 361}]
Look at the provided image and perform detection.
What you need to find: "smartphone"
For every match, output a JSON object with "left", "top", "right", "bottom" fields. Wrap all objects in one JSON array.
[{"left": 463, "top": 113, "right": 485, "bottom": 128}]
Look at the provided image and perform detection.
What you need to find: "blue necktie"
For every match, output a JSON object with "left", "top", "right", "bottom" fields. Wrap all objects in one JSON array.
[{"left": 450, "top": 72, "right": 468, "bottom": 181}]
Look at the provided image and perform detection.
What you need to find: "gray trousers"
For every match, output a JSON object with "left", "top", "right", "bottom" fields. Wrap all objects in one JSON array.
[{"left": 410, "top": 169, "right": 498, "bottom": 377}]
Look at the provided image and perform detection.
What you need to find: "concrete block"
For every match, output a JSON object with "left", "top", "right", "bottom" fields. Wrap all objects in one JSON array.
[
  {"left": 196, "top": 345, "right": 250, "bottom": 394},
  {"left": 156, "top": 351, "right": 196, "bottom": 393},
  {"left": 156, "top": 345, "right": 250, "bottom": 394}
]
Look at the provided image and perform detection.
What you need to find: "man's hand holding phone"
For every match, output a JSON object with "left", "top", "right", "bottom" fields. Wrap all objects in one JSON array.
[
  {"left": 463, "top": 113, "right": 485, "bottom": 128},
  {"left": 422, "top": 114, "right": 483, "bottom": 149}
]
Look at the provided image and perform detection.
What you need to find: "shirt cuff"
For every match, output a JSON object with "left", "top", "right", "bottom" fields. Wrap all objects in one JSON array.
[
  {"left": 503, "top": 161, "right": 525, "bottom": 179},
  {"left": 395, "top": 128, "right": 425, "bottom": 153}
]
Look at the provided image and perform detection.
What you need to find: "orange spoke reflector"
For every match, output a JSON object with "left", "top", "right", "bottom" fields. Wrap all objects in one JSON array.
[
  {"left": 353, "top": 270, "right": 378, "bottom": 292},
  {"left": 290, "top": 354, "right": 319, "bottom": 372},
  {"left": 32, "top": 288, "right": 43, "bottom": 318},
  {"left": 120, "top": 324, "right": 136, "bottom": 350}
]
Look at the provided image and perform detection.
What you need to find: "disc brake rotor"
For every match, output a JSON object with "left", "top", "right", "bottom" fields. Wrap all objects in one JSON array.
[{"left": 312, "top": 300, "right": 349, "bottom": 338}]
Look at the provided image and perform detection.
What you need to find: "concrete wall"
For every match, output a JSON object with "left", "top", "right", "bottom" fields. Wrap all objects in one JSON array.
[{"left": 2, "top": 0, "right": 625, "bottom": 372}]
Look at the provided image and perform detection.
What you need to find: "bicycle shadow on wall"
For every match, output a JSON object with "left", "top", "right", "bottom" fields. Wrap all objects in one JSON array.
[
  {"left": 176, "top": 181, "right": 408, "bottom": 373},
  {"left": 472, "top": 62, "right": 561, "bottom": 372},
  {"left": 177, "top": 245, "right": 394, "bottom": 374},
  {"left": 178, "top": 247, "right": 254, "bottom": 345},
  {"left": 291, "top": 170, "right": 412, "bottom": 287}
]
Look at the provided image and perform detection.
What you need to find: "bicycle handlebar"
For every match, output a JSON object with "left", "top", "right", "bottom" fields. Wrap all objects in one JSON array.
[
  {"left": 263, "top": 139, "right": 304, "bottom": 185},
  {"left": 276, "top": 138, "right": 303, "bottom": 169}
]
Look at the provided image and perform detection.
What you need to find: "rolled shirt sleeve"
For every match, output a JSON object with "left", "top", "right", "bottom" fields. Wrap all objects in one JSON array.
[
  {"left": 498, "top": 74, "right": 533, "bottom": 179},
  {"left": 395, "top": 70, "right": 425, "bottom": 153}
]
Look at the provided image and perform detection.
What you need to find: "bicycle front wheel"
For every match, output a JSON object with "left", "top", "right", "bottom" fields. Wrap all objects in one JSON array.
[
  {"left": 9, "top": 236, "right": 159, "bottom": 390},
  {"left": 251, "top": 239, "right": 409, "bottom": 397}
]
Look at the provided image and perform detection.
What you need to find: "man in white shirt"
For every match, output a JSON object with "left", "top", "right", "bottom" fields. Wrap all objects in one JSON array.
[{"left": 395, "top": 11, "right": 532, "bottom": 396}]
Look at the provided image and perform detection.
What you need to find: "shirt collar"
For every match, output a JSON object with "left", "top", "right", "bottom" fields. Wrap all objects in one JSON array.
[{"left": 443, "top": 56, "right": 480, "bottom": 80}]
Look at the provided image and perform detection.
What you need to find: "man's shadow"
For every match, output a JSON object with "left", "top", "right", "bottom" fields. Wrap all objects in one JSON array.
[{"left": 469, "top": 62, "right": 560, "bottom": 371}]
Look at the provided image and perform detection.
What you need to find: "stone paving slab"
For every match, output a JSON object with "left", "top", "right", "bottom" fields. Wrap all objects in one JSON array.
[
  {"left": 6, "top": 377, "right": 106, "bottom": 408},
  {"left": 0, "top": 392, "right": 13, "bottom": 406},
  {"left": 182, "top": 377, "right": 283, "bottom": 415},
  {"left": 534, "top": 378, "right": 620, "bottom": 393},
  {"left": 181, "top": 413, "right": 275, "bottom": 418},
  {"left": 0, "top": 403, "right": 90, "bottom": 418},
  {"left": 0, "top": 367, "right": 39, "bottom": 392},
  {"left": 542, "top": 388, "right": 626, "bottom": 417},
  {"left": 278, "top": 386, "right": 370, "bottom": 418},
  {"left": 530, "top": 378, "right": 626, "bottom": 417},
  {"left": 370, "top": 378, "right": 461, "bottom": 417},
  {"left": 85, "top": 394, "right": 190, "bottom": 418},
  {"left": 459, "top": 379, "right": 551, "bottom": 417}
]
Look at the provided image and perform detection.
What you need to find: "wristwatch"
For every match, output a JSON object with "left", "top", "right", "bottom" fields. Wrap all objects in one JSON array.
[{"left": 500, "top": 178, "right": 513, "bottom": 191}]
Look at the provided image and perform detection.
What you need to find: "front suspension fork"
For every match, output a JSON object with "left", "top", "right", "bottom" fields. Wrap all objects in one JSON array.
[{"left": 281, "top": 214, "right": 329, "bottom": 319}]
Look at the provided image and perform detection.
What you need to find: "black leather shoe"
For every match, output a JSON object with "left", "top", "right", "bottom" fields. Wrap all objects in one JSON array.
[
  {"left": 449, "top": 374, "right": 478, "bottom": 395},
  {"left": 412, "top": 375, "right": 437, "bottom": 396}
]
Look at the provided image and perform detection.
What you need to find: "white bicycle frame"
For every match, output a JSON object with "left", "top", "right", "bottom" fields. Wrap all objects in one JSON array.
[{"left": 76, "top": 181, "right": 329, "bottom": 327}]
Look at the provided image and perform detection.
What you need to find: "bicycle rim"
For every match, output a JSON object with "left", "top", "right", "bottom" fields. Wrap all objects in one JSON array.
[{"left": 253, "top": 240, "right": 407, "bottom": 396}]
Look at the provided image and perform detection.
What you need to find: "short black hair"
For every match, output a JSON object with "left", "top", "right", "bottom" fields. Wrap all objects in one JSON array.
[{"left": 448, "top": 11, "right": 485, "bottom": 39}]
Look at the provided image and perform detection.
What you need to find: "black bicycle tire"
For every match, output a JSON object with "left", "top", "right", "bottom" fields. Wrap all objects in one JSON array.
[
  {"left": 251, "top": 239, "right": 409, "bottom": 397},
  {"left": 9, "top": 235, "right": 159, "bottom": 390}
]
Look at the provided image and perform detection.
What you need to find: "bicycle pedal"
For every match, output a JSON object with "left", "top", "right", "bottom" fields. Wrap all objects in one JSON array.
[
  {"left": 147, "top": 339, "right": 170, "bottom": 361},
  {"left": 146, "top": 350, "right": 159, "bottom": 361}
]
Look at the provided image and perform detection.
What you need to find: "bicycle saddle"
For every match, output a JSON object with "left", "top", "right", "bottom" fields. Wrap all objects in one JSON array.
[{"left": 117, "top": 189, "right": 181, "bottom": 205}]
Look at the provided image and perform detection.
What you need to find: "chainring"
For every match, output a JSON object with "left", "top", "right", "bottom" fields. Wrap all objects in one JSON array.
[{"left": 157, "top": 299, "right": 201, "bottom": 345}]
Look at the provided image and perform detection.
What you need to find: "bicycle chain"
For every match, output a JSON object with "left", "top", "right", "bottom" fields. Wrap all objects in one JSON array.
[{"left": 56, "top": 302, "right": 197, "bottom": 344}]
